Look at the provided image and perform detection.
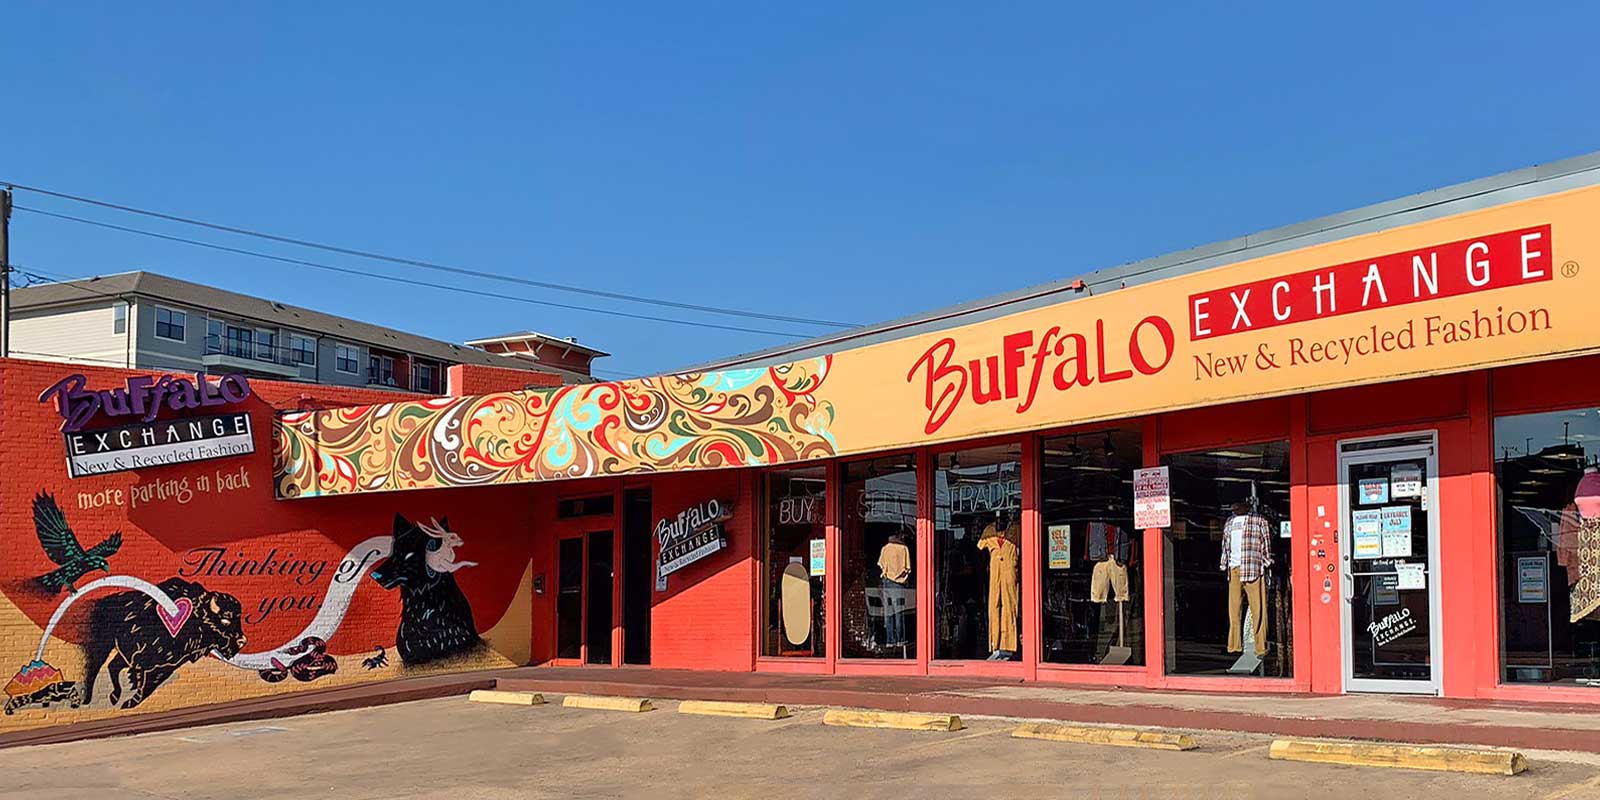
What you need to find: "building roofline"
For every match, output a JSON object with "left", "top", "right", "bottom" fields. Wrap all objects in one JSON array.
[
  {"left": 676, "top": 149, "right": 1600, "bottom": 374},
  {"left": 464, "top": 331, "right": 609, "bottom": 357},
  {"left": 10, "top": 271, "right": 538, "bottom": 371}
]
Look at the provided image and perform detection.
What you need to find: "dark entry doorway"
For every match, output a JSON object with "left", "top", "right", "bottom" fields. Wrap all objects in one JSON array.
[
  {"left": 622, "top": 488, "right": 653, "bottom": 665},
  {"left": 585, "top": 530, "right": 614, "bottom": 665}
]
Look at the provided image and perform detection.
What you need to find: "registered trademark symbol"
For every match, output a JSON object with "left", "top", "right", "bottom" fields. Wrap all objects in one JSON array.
[{"left": 1562, "top": 260, "right": 1580, "bottom": 278}]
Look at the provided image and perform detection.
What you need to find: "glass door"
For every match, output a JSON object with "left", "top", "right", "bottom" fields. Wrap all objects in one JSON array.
[
  {"left": 557, "top": 537, "right": 584, "bottom": 661},
  {"left": 1338, "top": 433, "right": 1442, "bottom": 694},
  {"left": 586, "top": 530, "right": 615, "bottom": 665}
]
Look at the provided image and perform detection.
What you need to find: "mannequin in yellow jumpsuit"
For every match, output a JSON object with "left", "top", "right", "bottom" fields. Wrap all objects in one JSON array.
[{"left": 977, "top": 514, "right": 1021, "bottom": 659}]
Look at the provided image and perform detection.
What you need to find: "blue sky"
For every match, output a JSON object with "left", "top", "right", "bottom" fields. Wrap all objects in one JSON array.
[{"left": 3, "top": 3, "right": 1597, "bottom": 377}]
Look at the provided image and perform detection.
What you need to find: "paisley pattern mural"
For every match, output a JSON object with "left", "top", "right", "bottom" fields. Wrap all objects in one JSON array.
[{"left": 275, "top": 357, "right": 836, "bottom": 498}]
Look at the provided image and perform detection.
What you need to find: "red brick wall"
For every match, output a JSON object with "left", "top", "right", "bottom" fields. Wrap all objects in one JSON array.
[
  {"left": 648, "top": 470, "right": 756, "bottom": 672},
  {"left": 447, "top": 363, "right": 565, "bottom": 395},
  {"left": 0, "top": 358, "right": 537, "bottom": 733}
]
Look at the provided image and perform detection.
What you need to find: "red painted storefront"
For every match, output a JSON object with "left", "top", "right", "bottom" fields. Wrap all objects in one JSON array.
[{"left": 514, "top": 355, "right": 1600, "bottom": 705}]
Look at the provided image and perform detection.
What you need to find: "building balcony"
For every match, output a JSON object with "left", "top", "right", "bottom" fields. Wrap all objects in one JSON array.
[{"left": 202, "top": 337, "right": 308, "bottom": 379}]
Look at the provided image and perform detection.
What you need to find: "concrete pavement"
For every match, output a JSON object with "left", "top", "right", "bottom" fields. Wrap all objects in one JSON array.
[{"left": 3, "top": 695, "right": 1599, "bottom": 799}]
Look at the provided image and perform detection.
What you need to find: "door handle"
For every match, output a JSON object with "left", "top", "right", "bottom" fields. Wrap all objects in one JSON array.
[{"left": 1341, "top": 549, "right": 1353, "bottom": 601}]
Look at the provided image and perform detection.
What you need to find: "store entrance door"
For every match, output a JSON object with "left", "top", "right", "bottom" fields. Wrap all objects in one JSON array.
[
  {"left": 555, "top": 530, "right": 616, "bottom": 665},
  {"left": 1338, "top": 432, "right": 1442, "bottom": 695}
]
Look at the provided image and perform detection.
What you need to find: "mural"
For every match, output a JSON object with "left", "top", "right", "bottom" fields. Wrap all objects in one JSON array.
[
  {"left": 4, "top": 503, "right": 498, "bottom": 716},
  {"left": 370, "top": 514, "right": 482, "bottom": 665},
  {"left": 274, "top": 357, "right": 835, "bottom": 498},
  {"left": 31, "top": 493, "right": 122, "bottom": 594}
]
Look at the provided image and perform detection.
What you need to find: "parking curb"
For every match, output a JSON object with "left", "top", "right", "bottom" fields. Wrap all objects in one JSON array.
[
  {"left": 1012, "top": 722, "right": 1198, "bottom": 751},
  {"left": 562, "top": 695, "right": 655, "bottom": 713},
  {"left": 678, "top": 700, "right": 790, "bottom": 719},
  {"left": 469, "top": 690, "right": 546, "bottom": 706},
  {"left": 822, "top": 709, "right": 962, "bottom": 731},
  {"left": 1267, "top": 739, "right": 1528, "bottom": 775}
]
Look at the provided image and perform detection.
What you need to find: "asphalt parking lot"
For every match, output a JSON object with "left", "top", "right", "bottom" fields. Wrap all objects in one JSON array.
[{"left": 3, "top": 696, "right": 1600, "bottom": 800}]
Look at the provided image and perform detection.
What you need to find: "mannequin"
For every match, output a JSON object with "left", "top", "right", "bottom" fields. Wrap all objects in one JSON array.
[
  {"left": 1086, "top": 521, "right": 1132, "bottom": 663},
  {"left": 1220, "top": 499, "right": 1272, "bottom": 658},
  {"left": 977, "top": 511, "right": 1020, "bottom": 660},
  {"left": 877, "top": 533, "right": 913, "bottom": 649},
  {"left": 780, "top": 556, "right": 812, "bottom": 652},
  {"left": 1564, "top": 468, "right": 1600, "bottom": 624}
]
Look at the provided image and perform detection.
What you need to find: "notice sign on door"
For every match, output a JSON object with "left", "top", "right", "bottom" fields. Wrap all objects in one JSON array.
[
  {"left": 1133, "top": 467, "right": 1171, "bottom": 529},
  {"left": 809, "top": 538, "right": 826, "bottom": 576},
  {"left": 1379, "top": 506, "right": 1413, "bottom": 558},
  {"left": 1352, "top": 509, "right": 1383, "bottom": 559},
  {"left": 1357, "top": 478, "right": 1389, "bottom": 505},
  {"left": 1391, "top": 465, "right": 1423, "bottom": 499}
]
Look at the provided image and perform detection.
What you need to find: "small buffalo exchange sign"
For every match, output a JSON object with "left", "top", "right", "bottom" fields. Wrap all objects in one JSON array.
[{"left": 656, "top": 498, "right": 734, "bottom": 579}]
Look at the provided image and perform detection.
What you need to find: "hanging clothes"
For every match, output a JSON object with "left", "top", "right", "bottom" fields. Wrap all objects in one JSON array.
[{"left": 978, "top": 522, "right": 1020, "bottom": 653}]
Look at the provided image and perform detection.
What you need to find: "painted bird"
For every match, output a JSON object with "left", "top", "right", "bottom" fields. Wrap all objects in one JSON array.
[{"left": 32, "top": 492, "right": 121, "bottom": 594}]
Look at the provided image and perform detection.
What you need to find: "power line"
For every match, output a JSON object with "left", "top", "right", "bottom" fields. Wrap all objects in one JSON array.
[
  {"left": 11, "top": 206, "right": 813, "bottom": 338},
  {"left": 0, "top": 180, "right": 860, "bottom": 329}
]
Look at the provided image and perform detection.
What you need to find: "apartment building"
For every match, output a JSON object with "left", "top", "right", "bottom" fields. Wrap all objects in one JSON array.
[{"left": 8, "top": 271, "right": 607, "bottom": 392}]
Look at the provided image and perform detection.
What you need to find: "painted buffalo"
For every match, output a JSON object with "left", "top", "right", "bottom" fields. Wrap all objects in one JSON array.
[
  {"left": 370, "top": 514, "right": 482, "bottom": 666},
  {"left": 80, "top": 577, "right": 247, "bottom": 709}
]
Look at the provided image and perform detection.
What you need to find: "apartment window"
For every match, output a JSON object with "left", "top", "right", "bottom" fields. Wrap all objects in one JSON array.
[
  {"left": 225, "top": 326, "right": 254, "bottom": 358},
  {"left": 255, "top": 329, "right": 277, "bottom": 362},
  {"left": 290, "top": 335, "right": 316, "bottom": 366},
  {"left": 369, "top": 354, "right": 396, "bottom": 386},
  {"left": 113, "top": 304, "right": 127, "bottom": 334},
  {"left": 335, "top": 344, "right": 360, "bottom": 374},
  {"left": 411, "top": 361, "right": 439, "bottom": 393},
  {"left": 206, "top": 319, "right": 224, "bottom": 352},
  {"left": 154, "top": 307, "right": 186, "bottom": 341}
]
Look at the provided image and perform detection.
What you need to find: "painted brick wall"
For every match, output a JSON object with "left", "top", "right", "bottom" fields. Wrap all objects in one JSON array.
[
  {"left": 0, "top": 358, "right": 538, "bottom": 733},
  {"left": 447, "top": 363, "right": 564, "bottom": 396},
  {"left": 648, "top": 470, "right": 756, "bottom": 672}
]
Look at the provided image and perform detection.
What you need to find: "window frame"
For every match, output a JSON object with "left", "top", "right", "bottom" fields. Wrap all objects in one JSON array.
[
  {"left": 153, "top": 305, "right": 187, "bottom": 342},
  {"left": 255, "top": 328, "right": 277, "bottom": 362},
  {"left": 289, "top": 334, "right": 317, "bottom": 367},
  {"left": 334, "top": 343, "right": 361, "bottom": 374}
]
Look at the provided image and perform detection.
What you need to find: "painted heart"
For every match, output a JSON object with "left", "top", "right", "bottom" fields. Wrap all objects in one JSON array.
[{"left": 157, "top": 597, "right": 193, "bottom": 637}]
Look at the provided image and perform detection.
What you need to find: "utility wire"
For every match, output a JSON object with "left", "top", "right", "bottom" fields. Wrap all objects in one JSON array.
[
  {"left": 0, "top": 180, "right": 860, "bottom": 329},
  {"left": 12, "top": 206, "right": 812, "bottom": 338},
  {"left": 13, "top": 266, "right": 639, "bottom": 380}
]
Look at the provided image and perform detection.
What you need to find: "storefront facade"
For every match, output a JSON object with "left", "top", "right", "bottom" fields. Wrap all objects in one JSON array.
[{"left": 6, "top": 155, "right": 1600, "bottom": 736}]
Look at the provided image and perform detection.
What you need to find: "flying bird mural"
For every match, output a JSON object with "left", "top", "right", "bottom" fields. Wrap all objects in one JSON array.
[{"left": 31, "top": 492, "right": 122, "bottom": 594}]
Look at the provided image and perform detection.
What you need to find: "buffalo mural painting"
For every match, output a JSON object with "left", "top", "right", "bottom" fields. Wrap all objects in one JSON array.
[
  {"left": 370, "top": 514, "right": 483, "bottom": 666},
  {"left": 5, "top": 504, "right": 492, "bottom": 719},
  {"left": 80, "top": 577, "right": 247, "bottom": 709}
]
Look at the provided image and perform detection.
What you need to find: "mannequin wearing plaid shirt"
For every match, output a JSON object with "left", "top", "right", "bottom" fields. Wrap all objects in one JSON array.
[{"left": 1220, "top": 502, "right": 1273, "bottom": 657}]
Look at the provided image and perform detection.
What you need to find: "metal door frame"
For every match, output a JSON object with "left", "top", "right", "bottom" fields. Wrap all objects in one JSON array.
[{"left": 1337, "top": 430, "right": 1444, "bottom": 695}]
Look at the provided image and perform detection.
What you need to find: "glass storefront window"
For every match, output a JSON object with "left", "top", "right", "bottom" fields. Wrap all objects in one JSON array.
[
  {"left": 841, "top": 454, "right": 919, "bottom": 659},
  {"left": 762, "top": 466, "right": 827, "bottom": 657},
  {"left": 1496, "top": 408, "right": 1600, "bottom": 685},
  {"left": 1040, "top": 428, "right": 1145, "bottom": 665},
  {"left": 933, "top": 444, "right": 1023, "bottom": 661},
  {"left": 1163, "top": 442, "right": 1293, "bottom": 677}
]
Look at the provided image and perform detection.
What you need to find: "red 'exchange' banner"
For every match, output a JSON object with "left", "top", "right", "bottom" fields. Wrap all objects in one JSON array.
[{"left": 1188, "top": 225, "right": 1553, "bottom": 341}]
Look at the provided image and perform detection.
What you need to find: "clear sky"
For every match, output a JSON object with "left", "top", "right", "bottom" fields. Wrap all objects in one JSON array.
[{"left": 3, "top": 3, "right": 1597, "bottom": 377}]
